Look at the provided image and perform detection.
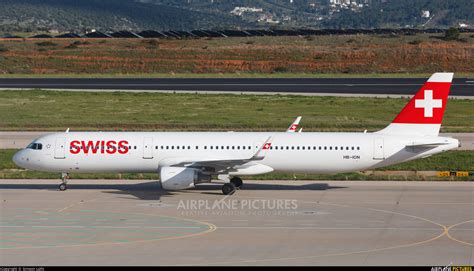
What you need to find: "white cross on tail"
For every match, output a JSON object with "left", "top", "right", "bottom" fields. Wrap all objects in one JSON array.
[{"left": 415, "top": 90, "right": 442, "bottom": 117}]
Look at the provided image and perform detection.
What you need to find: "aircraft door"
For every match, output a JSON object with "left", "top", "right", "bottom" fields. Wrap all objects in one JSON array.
[
  {"left": 54, "top": 137, "right": 66, "bottom": 159},
  {"left": 373, "top": 137, "right": 384, "bottom": 160},
  {"left": 143, "top": 137, "right": 153, "bottom": 159}
]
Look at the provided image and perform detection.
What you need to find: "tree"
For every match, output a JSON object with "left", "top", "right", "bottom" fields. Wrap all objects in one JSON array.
[{"left": 444, "top": 27, "right": 460, "bottom": 41}]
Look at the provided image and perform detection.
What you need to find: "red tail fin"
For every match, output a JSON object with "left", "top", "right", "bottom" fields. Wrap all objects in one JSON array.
[{"left": 377, "top": 73, "right": 453, "bottom": 136}]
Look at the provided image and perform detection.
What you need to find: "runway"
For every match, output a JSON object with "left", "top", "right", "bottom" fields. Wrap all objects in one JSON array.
[
  {"left": 0, "top": 77, "right": 473, "bottom": 96},
  {"left": 0, "top": 179, "right": 472, "bottom": 266}
]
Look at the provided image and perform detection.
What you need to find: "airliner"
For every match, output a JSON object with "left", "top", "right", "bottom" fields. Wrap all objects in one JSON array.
[{"left": 13, "top": 73, "right": 460, "bottom": 195}]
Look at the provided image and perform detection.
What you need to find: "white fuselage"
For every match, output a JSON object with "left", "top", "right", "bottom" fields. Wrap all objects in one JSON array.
[{"left": 13, "top": 131, "right": 459, "bottom": 175}]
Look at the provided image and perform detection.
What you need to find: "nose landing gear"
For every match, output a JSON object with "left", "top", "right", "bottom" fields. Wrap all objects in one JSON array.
[{"left": 59, "top": 173, "right": 69, "bottom": 191}]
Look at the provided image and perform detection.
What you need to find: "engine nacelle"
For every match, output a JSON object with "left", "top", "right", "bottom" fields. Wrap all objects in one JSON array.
[{"left": 160, "top": 166, "right": 211, "bottom": 190}]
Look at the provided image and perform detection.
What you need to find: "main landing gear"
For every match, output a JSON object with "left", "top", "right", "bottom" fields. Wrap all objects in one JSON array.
[
  {"left": 222, "top": 176, "right": 243, "bottom": 195},
  {"left": 59, "top": 173, "right": 69, "bottom": 191}
]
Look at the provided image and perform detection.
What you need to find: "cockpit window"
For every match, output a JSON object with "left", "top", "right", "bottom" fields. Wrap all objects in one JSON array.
[{"left": 27, "top": 143, "right": 43, "bottom": 150}]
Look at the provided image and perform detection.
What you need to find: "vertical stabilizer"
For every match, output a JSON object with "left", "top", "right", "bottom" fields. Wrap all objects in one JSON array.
[{"left": 376, "top": 73, "right": 453, "bottom": 136}]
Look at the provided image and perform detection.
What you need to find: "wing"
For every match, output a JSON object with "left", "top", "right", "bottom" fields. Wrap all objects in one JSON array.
[{"left": 158, "top": 137, "right": 273, "bottom": 174}]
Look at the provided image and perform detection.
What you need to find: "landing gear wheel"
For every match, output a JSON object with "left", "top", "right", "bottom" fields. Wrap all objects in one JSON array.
[
  {"left": 222, "top": 182, "right": 237, "bottom": 195},
  {"left": 230, "top": 177, "right": 243, "bottom": 188},
  {"left": 59, "top": 172, "right": 69, "bottom": 191},
  {"left": 59, "top": 183, "right": 67, "bottom": 191}
]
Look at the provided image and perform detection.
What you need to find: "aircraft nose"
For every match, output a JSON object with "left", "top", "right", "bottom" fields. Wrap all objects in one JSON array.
[{"left": 12, "top": 150, "right": 26, "bottom": 168}]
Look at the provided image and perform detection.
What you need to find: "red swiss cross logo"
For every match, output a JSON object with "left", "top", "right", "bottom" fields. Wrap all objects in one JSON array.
[{"left": 263, "top": 143, "right": 272, "bottom": 150}]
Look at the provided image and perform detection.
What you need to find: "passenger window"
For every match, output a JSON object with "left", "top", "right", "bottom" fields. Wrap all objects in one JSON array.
[
  {"left": 357, "top": 147, "right": 360, "bottom": 150},
  {"left": 335, "top": 147, "right": 338, "bottom": 150}
]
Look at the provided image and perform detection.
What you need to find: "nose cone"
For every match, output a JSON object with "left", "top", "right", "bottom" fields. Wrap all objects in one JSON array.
[{"left": 12, "top": 150, "right": 25, "bottom": 168}]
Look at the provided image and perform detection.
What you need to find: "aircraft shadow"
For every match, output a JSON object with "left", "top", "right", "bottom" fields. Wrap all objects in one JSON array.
[
  {"left": 0, "top": 181, "right": 347, "bottom": 200},
  {"left": 0, "top": 181, "right": 171, "bottom": 201},
  {"left": 195, "top": 182, "right": 347, "bottom": 193}
]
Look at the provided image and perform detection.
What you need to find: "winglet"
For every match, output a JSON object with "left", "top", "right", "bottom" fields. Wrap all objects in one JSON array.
[
  {"left": 251, "top": 136, "right": 273, "bottom": 160},
  {"left": 287, "top": 116, "right": 302, "bottom": 132}
]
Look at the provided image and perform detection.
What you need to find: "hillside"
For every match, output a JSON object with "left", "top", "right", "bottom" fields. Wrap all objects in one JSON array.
[
  {"left": 0, "top": 0, "right": 251, "bottom": 32},
  {"left": 0, "top": 0, "right": 473, "bottom": 33},
  {"left": 148, "top": 0, "right": 473, "bottom": 29},
  {"left": 325, "top": 0, "right": 474, "bottom": 28}
]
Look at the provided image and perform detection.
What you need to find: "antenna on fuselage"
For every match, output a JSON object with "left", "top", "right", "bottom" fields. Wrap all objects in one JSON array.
[{"left": 65, "top": 128, "right": 70, "bottom": 133}]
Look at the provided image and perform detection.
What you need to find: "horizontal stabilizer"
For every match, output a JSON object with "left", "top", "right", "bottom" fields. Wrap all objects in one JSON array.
[{"left": 406, "top": 142, "right": 449, "bottom": 147}]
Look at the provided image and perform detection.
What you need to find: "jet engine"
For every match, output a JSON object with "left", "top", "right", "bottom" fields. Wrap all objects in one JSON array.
[{"left": 160, "top": 166, "right": 211, "bottom": 190}]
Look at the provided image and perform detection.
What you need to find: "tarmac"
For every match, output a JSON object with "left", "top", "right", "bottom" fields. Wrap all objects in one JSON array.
[{"left": 0, "top": 179, "right": 472, "bottom": 266}]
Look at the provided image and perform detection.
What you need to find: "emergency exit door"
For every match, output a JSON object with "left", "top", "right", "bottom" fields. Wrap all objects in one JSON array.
[
  {"left": 373, "top": 137, "right": 384, "bottom": 160},
  {"left": 143, "top": 137, "right": 153, "bottom": 159},
  {"left": 54, "top": 137, "right": 66, "bottom": 159}
]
